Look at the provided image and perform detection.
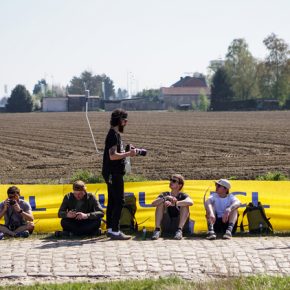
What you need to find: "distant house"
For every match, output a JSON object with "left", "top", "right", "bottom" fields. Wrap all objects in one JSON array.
[
  {"left": 160, "top": 74, "right": 210, "bottom": 109},
  {"left": 42, "top": 95, "right": 100, "bottom": 112}
]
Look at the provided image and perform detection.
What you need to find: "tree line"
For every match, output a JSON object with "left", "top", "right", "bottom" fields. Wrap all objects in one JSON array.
[
  {"left": 3, "top": 33, "right": 289, "bottom": 112},
  {"left": 210, "top": 33, "right": 289, "bottom": 110}
]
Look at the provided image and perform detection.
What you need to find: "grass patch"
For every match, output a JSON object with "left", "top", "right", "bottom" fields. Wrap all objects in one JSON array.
[
  {"left": 70, "top": 170, "right": 148, "bottom": 184},
  {"left": 256, "top": 171, "right": 289, "bottom": 181},
  {"left": 0, "top": 276, "right": 289, "bottom": 289},
  {"left": 70, "top": 169, "right": 104, "bottom": 183}
]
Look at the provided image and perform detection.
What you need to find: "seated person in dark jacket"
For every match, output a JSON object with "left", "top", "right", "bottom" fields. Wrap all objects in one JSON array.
[{"left": 57, "top": 180, "right": 104, "bottom": 236}]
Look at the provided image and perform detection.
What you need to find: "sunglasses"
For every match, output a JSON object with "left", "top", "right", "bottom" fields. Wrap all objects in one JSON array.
[
  {"left": 216, "top": 184, "right": 226, "bottom": 189},
  {"left": 170, "top": 178, "right": 179, "bottom": 184}
]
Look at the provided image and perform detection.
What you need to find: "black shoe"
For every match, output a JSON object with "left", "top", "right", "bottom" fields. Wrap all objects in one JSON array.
[
  {"left": 55, "top": 230, "right": 72, "bottom": 237},
  {"left": 15, "top": 230, "right": 29, "bottom": 238},
  {"left": 110, "top": 231, "right": 131, "bottom": 240}
]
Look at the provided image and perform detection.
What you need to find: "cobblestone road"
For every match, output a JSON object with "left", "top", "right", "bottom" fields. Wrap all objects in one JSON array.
[{"left": 0, "top": 236, "right": 289, "bottom": 285}]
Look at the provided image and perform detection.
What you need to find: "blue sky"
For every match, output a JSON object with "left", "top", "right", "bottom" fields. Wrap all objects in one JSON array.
[{"left": 0, "top": 0, "right": 289, "bottom": 96}]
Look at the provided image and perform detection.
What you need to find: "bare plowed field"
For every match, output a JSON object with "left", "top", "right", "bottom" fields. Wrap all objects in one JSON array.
[{"left": 0, "top": 111, "right": 289, "bottom": 183}]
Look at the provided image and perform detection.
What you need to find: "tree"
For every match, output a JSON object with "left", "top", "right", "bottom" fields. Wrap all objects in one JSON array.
[
  {"left": 261, "top": 33, "right": 290, "bottom": 106},
  {"left": 116, "top": 88, "right": 129, "bottom": 99},
  {"left": 210, "top": 67, "right": 233, "bottom": 110},
  {"left": 33, "top": 79, "right": 47, "bottom": 95},
  {"left": 68, "top": 71, "right": 115, "bottom": 99},
  {"left": 6, "top": 85, "right": 33, "bottom": 112},
  {"left": 198, "top": 92, "right": 210, "bottom": 111},
  {"left": 134, "top": 89, "right": 160, "bottom": 102},
  {"left": 225, "top": 39, "right": 259, "bottom": 100}
]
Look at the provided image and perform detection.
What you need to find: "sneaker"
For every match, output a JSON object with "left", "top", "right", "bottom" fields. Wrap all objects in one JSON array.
[
  {"left": 0, "top": 232, "right": 4, "bottom": 240},
  {"left": 223, "top": 230, "right": 232, "bottom": 239},
  {"left": 174, "top": 229, "right": 183, "bottom": 240},
  {"left": 15, "top": 230, "right": 29, "bottom": 238},
  {"left": 206, "top": 231, "right": 216, "bottom": 240},
  {"left": 151, "top": 230, "right": 161, "bottom": 240},
  {"left": 110, "top": 231, "right": 131, "bottom": 240}
]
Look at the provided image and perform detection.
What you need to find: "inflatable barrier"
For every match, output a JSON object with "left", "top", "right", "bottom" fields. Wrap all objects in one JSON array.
[{"left": 0, "top": 181, "right": 289, "bottom": 233}]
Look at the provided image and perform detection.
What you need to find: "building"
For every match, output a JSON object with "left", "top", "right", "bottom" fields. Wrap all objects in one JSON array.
[
  {"left": 160, "top": 74, "right": 210, "bottom": 110},
  {"left": 42, "top": 95, "right": 100, "bottom": 112}
]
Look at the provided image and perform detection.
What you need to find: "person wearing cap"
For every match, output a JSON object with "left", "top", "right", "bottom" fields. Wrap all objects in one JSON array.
[
  {"left": 204, "top": 179, "right": 241, "bottom": 240},
  {"left": 102, "top": 108, "right": 137, "bottom": 240},
  {"left": 151, "top": 174, "right": 193, "bottom": 240},
  {"left": 57, "top": 180, "right": 104, "bottom": 237}
]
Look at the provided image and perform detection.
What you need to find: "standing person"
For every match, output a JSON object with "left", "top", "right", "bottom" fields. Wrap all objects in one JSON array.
[
  {"left": 204, "top": 179, "right": 241, "bottom": 240},
  {"left": 151, "top": 174, "right": 193, "bottom": 240},
  {"left": 0, "top": 186, "right": 34, "bottom": 239},
  {"left": 102, "top": 109, "right": 136, "bottom": 240},
  {"left": 57, "top": 180, "right": 104, "bottom": 236}
]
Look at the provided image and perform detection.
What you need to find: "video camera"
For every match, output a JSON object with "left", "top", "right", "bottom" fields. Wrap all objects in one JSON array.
[
  {"left": 125, "top": 144, "right": 147, "bottom": 157},
  {"left": 8, "top": 199, "right": 16, "bottom": 206}
]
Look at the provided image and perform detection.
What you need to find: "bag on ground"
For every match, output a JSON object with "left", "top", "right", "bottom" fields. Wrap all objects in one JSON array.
[
  {"left": 120, "top": 193, "right": 138, "bottom": 231},
  {"left": 240, "top": 202, "right": 273, "bottom": 234}
]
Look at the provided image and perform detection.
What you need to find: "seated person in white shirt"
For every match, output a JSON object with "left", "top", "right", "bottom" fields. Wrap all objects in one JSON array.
[{"left": 204, "top": 179, "right": 241, "bottom": 240}]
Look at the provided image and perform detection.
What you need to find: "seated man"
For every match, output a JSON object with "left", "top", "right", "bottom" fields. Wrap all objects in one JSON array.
[
  {"left": 57, "top": 180, "right": 104, "bottom": 236},
  {"left": 205, "top": 179, "right": 241, "bottom": 240},
  {"left": 151, "top": 174, "right": 193, "bottom": 240},
  {"left": 0, "top": 186, "right": 34, "bottom": 239}
]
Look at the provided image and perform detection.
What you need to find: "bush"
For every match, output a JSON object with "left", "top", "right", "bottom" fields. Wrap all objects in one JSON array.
[
  {"left": 70, "top": 169, "right": 104, "bottom": 183},
  {"left": 256, "top": 171, "right": 288, "bottom": 181}
]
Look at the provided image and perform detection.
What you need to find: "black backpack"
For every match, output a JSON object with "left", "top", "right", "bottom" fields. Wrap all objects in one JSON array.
[
  {"left": 240, "top": 202, "right": 273, "bottom": 234},
  {"left": 120, "top": 193, "right": 138, "bottom": 231}
]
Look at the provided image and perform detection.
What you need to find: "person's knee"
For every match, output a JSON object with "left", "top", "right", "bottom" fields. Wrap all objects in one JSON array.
[{"left": 27, "top": 222, "right": 35, "bottom": 233}]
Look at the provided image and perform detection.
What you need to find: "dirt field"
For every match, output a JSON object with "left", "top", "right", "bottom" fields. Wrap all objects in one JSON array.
[{"left": 0, "top": 111, "right": 289, "bottom": 183}]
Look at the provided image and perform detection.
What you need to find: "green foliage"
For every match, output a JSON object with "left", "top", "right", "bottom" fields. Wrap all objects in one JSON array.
[
  {"left": 210, "top": 67, "right": 233, "bottom": 110},
  {"left": 6, "top": 85, "right": 33, "bottom": 112},
  {"left": 68, "top": 70, "right": 115, "bottom": 99},
  {"left": 261, "top": 33, "right": 290, "bottom": 106},
  {"left": 225, "top": 38, "right": 259, "bottom": 101},
  {"left": 134, "top": 89, "right": 160, "bottom": 102},
  {"left": 198, "top": 92, "right": 209, "bottom": 111},
  {"left": 256, "top": 171, "right": 288, "bottom": 181},
  {"left": 70, "top": 169, "right": 104, "bottom": 183},
  {"left": 1, "top": 276, "right": 289, "bottom": 290}
]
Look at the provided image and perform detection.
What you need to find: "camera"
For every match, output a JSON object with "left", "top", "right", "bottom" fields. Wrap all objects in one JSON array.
[
  {"left": 8, "top": 199, "right": 16, "bottom": 206},
  {"left": 125, "top": 144, "right": 147, "bottom": 157}
]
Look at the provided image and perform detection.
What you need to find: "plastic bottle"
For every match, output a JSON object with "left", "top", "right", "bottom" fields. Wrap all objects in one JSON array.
[
  {"left": 125, "top": 157, "right": 131, "bottom": 174},
  {"left": 259, "top": 222, "right": 263, "bottom": 234},
  {"left": 142, "top": 226, "right": 146, "bottom": 240}
]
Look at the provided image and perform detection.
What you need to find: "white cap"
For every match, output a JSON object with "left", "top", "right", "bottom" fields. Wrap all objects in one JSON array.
[{"left": 215, "top": 179, "right": 231, "bottom": 190}]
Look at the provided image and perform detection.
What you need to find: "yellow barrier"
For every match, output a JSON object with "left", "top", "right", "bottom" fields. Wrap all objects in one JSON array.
[{"left": 0, "top": 181, "right": 289, "bottom": 233}]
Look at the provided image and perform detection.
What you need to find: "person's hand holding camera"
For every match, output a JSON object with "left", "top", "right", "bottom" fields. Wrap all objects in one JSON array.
[{"left": 75, "top": 212, "right": 88, "bottom": 220}]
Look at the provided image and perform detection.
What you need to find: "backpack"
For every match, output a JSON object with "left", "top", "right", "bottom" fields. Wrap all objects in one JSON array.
[
  {"left": 240, "top": 202, "right": 273, "bottom": 234},
  {"left": 120, "top": 193, "right": 138, "bottom": 231}
]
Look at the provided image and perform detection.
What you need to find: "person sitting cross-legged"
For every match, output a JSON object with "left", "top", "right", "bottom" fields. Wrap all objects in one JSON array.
[
  {"left": 0, "top": 186, "right": 34, "bottom": 239},
  {"left": 57, "top": 180, "right": 104, "bottom": 237},
  {"left": 151, "top": 174, "right": 193, "bottom": 240},
  {"left": 205, "top": 179, "right": 241, "bottom": 240}
]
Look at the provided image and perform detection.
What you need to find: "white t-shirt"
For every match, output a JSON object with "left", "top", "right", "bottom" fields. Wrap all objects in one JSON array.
[{"left": 208, "top": 193, "right": 239, "bottom": 218}]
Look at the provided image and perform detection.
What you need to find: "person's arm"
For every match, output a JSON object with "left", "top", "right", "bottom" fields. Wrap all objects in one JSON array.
[
  {"left": 152, "top": 193, "right": 166, "bottom": 207},
  {"left": 12, "top": 202, "right": 34, "bottom": 222},
  {"left": 0, "top": 200, "right": 8, "bottom": 219},
  {"left": 205, "top": 198, "right": 216, "bottom": 224},
  {"left": 87, "top": 196, "right": 104, "bottom": 219},
  {"left": 225, "top": 196, "right": 242, "bottom": 213},
  {"left": 176, "top": 196, "right": 193, "bottom": 207},
  {"left": 58, "top": 195, "right": 71, "bottom": 218},
  {"left": 109, "top": 145, "right": 136, "bottom": 160}
]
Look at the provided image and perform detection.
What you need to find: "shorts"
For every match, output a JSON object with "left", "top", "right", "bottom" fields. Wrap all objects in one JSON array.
[
  {"left": 161, "top": 212, "right": 191, "bottom": 234},
  {"left": 214, "top": 218, "right": 238, "bottom": 234}
]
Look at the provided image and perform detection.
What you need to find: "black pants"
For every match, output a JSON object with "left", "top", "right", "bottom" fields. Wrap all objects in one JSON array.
[
  {"left": 61, "top": 218, "right": 101, "bottom": 236},
  {"left": 105, "top": 173, "right": 125, "bottom": 232}
]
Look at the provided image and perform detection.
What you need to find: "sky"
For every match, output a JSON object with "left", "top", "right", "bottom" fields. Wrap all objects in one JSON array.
[{"left": 0, "top": 0, "right": 289, "bottom": 97}]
